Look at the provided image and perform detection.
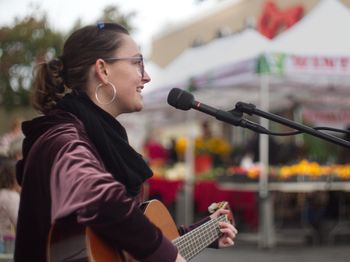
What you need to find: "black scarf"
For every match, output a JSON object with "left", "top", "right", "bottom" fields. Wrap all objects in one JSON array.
[{"left": 57, "top": 93, "right": 152, "bottom": 196}]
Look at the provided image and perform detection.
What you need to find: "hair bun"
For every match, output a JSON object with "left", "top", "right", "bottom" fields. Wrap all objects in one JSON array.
[
  {"left": 47, "top": 58, "right": 65, "bottom": 93},
  {"left": 48, "top": 58, "right": 64, "bottom": 76}
]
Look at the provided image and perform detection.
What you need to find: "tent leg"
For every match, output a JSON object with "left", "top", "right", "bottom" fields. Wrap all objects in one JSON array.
[
  {"left": 258, "top": 74, "right": 276, "bottom": 248},
  {"left": 184, "top": 111, "right": 195, "bottom": 225}
]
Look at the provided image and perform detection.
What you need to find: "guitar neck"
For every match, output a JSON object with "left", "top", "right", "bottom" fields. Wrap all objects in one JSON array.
[{"left": 172, "top": 215, "right": 227, "bottom": 261}]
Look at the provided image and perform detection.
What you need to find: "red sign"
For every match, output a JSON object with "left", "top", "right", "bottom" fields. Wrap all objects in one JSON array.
[
  {"left": 291, "top": 56, "right": 350, "bottom": 72},
  {"left": 258, "top": 1, "right": 303, "bottom": 39}
]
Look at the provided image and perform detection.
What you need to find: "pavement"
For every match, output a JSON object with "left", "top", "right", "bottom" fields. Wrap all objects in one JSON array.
[
  {"left": 192, "top": 237, "right": 350, "bottom": 262},
  {"left": 1, "top": 235, "right": 348, "bottom": 262},
  {"left": 193, "top": 243, "right": 350, "bottom": 262}
]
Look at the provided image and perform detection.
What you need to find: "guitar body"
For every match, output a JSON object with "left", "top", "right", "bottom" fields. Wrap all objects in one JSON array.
[
  {"left": 48, "top": 200, "right": 180, "bottom": 262},
  {"left": 141, "top": 199, "right": 180, "bottom": 241}
]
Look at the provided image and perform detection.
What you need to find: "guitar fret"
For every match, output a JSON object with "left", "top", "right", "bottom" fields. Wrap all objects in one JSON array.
[
  {"left": 176, "top": 218, "right": 218, "bottom": 249},
  {"left": 173, "top": 215, "right": 227, "bottom": 260},
  {"left": 185, "top": 217, "right": 224, "bottom": 260},
  {"left": 175, "top": 217, "right": 221, "bottom": 250},
  {"left": 190, "top": 218, "right": 221, "bottom": 258}
]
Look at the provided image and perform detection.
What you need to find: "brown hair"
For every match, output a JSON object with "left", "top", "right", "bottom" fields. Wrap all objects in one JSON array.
[{"left": 32, "top": 23, "right": 129, "bottom": 114}]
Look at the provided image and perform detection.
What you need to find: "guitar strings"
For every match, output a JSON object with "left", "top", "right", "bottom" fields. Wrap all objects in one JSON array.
[
  {"left": 173, "top": 215, "right": 227, "bottom": 260},
  {"left": 178, "top": 216, "right": 226, "bottom": 260},
  {"left": 187, "top": 216, "right": 226, "bottom": 260}
]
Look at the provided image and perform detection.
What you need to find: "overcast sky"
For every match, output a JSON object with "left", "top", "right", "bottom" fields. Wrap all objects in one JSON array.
[{"left": 0, "top": 0, "right": 222, "bottom": 56}]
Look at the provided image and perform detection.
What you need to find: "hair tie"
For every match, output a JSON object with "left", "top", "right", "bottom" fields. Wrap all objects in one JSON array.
[{"left": 97, "top": 21, "right": 105, "bottom": 30}]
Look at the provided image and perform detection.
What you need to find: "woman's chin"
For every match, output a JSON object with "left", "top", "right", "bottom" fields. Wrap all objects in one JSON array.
[{"left": 133, "top": 102, "right": 143, "bottom": 112}]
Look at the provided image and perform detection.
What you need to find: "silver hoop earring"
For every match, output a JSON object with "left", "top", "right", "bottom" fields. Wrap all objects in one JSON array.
[{"left": 95, "top": 81, "right": 116, "bottom": 105}]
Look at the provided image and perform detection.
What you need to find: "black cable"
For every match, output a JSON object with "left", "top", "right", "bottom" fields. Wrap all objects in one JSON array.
[
  {"left": 314, "top": 126, "right": 350, "bottom": 135},
  {"left": 248, "top": 125, "right": 350, "bottom": 137}
]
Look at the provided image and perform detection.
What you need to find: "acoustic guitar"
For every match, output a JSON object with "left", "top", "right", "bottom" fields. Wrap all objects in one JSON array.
[{"left": 47, "top": 199, "right": 233, "bottom": 262}]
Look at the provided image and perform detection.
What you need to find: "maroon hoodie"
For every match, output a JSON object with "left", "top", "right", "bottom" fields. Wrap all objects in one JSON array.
[{"left": 14, "top": 110, "right": 177, "bottom": 261}]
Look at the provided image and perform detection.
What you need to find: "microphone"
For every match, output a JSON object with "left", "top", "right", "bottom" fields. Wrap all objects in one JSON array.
[
  {"left": 167, "top": 87, "right": 241, "bottom": 125},
  {"left": 167, "top": 88, "right": 269, "bottom": 133}
]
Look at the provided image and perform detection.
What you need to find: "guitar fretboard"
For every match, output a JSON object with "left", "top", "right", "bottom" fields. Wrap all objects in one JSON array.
[{"left": 172, "top": 215, "right": 228, "bottom": 261}]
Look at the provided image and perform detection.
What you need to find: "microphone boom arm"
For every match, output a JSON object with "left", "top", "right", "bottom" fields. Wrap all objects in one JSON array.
[{"left": 194, "top": 101, "right": 271, "bottom": 134}]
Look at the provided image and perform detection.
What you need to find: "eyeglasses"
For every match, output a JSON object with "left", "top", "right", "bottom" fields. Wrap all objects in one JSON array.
[{"left": 102, "top": 55, "right": 145, "bottom": 79}]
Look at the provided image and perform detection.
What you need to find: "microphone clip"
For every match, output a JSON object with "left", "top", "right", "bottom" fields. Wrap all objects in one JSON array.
[
  {"left": 228, "top": 108, "right": 244, "bottom": 119},
  {"left": 234, "top": 102, "right": 256, "bottom": 115}
]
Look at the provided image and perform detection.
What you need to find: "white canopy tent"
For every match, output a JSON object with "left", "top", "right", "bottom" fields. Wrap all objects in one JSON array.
[
  {"left": 271, "top": 0, "right": 350, "bottom": 56},
  {"left": 265, "top": 0, "right": 350, "bottom": 109},
  {"left": 143, "top": 29, "right": 273, "bottom": 110},
  {"left": 167, "top": 0, "right": 350, "bottom": 116},
  {"left": 141, "top": 0, "right": 350, "bottom": 129}
]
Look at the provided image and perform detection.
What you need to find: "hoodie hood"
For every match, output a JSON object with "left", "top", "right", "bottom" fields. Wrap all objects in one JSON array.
[{"left": 16, "top": 110, "right": 76, "bottom": 185}]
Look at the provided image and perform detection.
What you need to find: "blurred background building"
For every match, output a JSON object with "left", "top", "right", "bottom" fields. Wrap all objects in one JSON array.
[{"left": 150, "top": 0, "right": 350, "bottom": 67}]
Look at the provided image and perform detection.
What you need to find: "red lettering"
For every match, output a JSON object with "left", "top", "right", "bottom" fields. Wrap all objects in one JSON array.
[
  {"left": 323, "top": 58, "right": 334, "bottom": 68},
  {"left": 304, "top": 110, "right": 350, "bottom": 123},
  {"left": 340, "top": 57, "right": 349, "bottom": 69},
  {"left": 293, "top": 56, "right": 307, "bottom": 67}
]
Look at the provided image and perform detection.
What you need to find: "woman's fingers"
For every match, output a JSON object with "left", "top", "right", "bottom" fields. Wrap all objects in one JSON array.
[
  {"left": 219, "top": 222, "right": 238, "bottom": 235},
  {"left": 222, "top": 237, "right": 234, "bottom": 246},
  {"left": 218, "top": 222, "right": 238, "bottom": 248}
]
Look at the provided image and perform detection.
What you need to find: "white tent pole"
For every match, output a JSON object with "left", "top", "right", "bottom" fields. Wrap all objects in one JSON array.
[
  {"left": 294, "top": 106, "right": 304, "bottom": 147},
  {"left": 258, "top": 74, "right": 276, "bottom": 248},
  {"left": 184, "top": 110, "right": 195, "bottom": 225}
]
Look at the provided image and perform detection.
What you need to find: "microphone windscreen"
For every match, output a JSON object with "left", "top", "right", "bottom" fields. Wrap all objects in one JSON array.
[{"left": 167, "top": 88, "right": 194, "bottom": 110}]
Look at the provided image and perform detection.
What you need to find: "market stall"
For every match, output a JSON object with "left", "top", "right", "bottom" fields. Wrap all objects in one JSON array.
[{"left": 145, "top": 160, "right": 350, "bottom": 242}]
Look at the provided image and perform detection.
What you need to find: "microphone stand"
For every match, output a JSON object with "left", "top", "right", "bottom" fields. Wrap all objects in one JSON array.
[{"left": 234, "top": 102, "right": 350, "bottom": 148}]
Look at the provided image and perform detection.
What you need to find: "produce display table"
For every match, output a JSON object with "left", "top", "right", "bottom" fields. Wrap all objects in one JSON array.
[
  {"left": 147, "top": 177, "right": 258, "bottom": 229},
  {"left": 218, "top": 181, "right": 350, "bottom": 192},
  {"left": 147, "top": 177, "right": 350, "bottom": 243}
]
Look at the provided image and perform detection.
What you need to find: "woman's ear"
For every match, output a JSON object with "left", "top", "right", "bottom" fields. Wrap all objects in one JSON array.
[{"left": 95, "top": 59, "right": 109, "bottom": 84}]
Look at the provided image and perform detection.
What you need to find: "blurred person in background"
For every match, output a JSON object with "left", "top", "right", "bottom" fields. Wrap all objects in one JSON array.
[
  {"left": 0, "top": 156, "right": 20, "bottom": 253},
  {"left": 0, "top": 118, "right": 23, "bottom": 157},
  {"left": 15, "top": 22, "right": 237, "bottom": 261},
  {"left": 7, "top": 135, "right": 24, "bottom": 162},
  {"left": 166, "top": 137, "right": 179, "bottom": 166},
  {"left": 242, "top": 133, "right": 282, "bottom": 166}
]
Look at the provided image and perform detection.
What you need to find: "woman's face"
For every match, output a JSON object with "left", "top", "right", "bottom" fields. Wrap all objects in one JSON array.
[{"left": 103, "top": 34, "right": 150, "bottom": 116}]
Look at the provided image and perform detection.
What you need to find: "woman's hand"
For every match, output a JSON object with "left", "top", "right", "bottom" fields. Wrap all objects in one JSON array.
[
  {"left": 210, "top": 208, "right": 238, "bottom": 248},
  {"left": 175, "top": 252, "right": 186, "bottom": 262}
]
